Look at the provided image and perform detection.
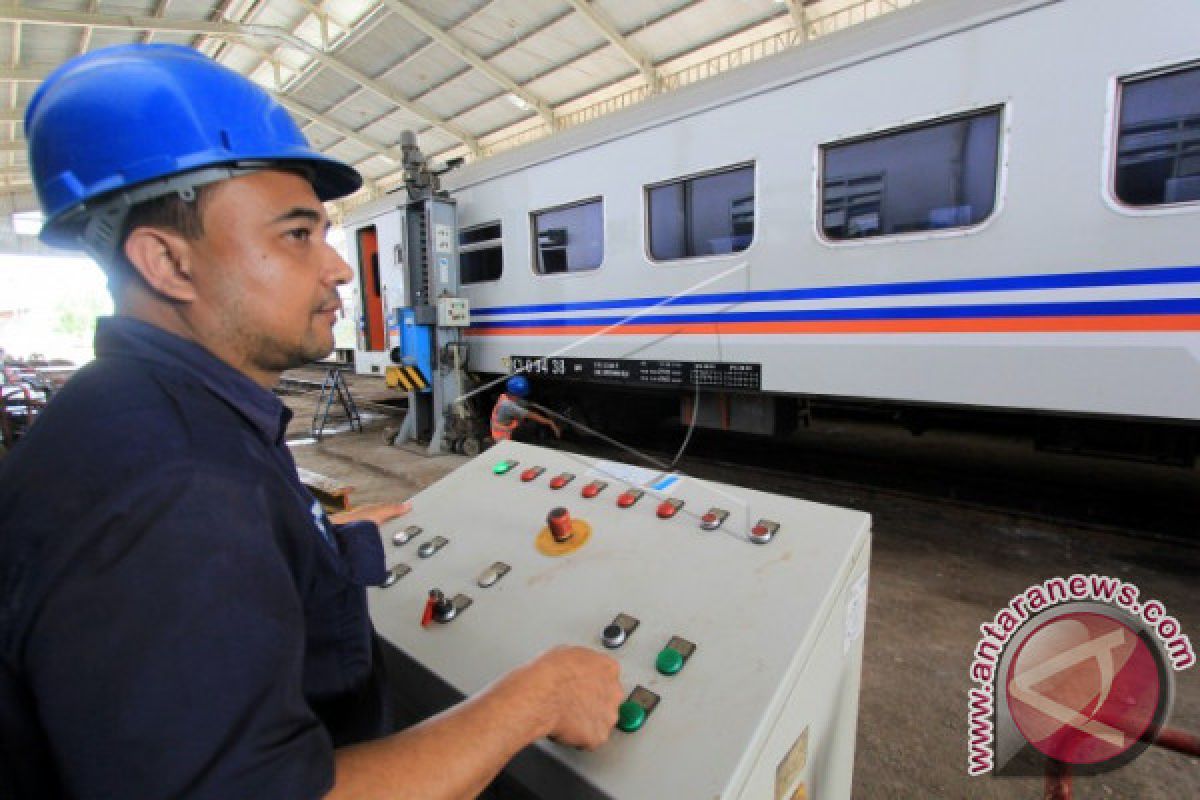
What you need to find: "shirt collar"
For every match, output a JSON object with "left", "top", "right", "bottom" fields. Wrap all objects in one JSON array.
[{"left": 94, "top": 316, "right": 291, "bottom": 444}]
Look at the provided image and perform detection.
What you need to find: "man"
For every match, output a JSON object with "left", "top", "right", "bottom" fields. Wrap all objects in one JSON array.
[
  {"left": 0, "top": 44, "right": 621, "bottom": 799},
  {"left": 491, "top": 375, "right": 561, "bottom": 443}
]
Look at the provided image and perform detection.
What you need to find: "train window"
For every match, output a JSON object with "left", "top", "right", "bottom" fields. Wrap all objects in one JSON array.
[
  {"left": 531, "top": 198, "right": 604, "bottom": 274},
  {"left": 459, "top": 222, "right": 503, "bottom": 284},
  {"left": 1114, "top": 63, "right": 1200, "bottom": 207},
  {"left": 647, "top": 163, "right": 755, "bottom": 261},
  {"left": 820, "top": 108, "right": 1002, "bottom": 240}
]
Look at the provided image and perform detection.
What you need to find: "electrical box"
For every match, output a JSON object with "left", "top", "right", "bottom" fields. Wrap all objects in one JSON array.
[
  {"left": 436, "top": 296, "right": 470, "bottom": 327},
  {"left": 370, "top": 441, "right": 871, "bottom": 799}
]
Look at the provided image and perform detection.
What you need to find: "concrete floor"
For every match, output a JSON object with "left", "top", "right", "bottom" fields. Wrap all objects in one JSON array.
[{"left": 286, "top": 374, "right": 1200, "bottom": 799}]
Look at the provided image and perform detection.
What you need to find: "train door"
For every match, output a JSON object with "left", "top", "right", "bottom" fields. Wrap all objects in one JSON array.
[
  {"left": 357, "top": 226, "right": 384, "bottom": 353},
  {"left": 345, "top": 205, "right": 406, "bottom": 375}
]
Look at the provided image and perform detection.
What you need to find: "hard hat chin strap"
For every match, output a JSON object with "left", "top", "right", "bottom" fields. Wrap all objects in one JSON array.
[{"left": 74, "top": 162, "right": 273, "bottom": 266}]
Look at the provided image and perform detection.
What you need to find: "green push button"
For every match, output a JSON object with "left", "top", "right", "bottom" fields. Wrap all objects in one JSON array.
[
  {"left": 617, "top": 700, "right": 646, "bottom": 733},
  {"left": 656, "top": 647, "right": 684, "bottom": 676},
  {"left": 492, "top": 459, "right": 517, "bottom": 475}
]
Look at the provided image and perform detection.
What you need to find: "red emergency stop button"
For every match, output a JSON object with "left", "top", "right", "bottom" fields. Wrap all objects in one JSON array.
[
  {"left": 657, "top": 498, "right": 683, "bottom": 519},
  {"left": 617, "top": 488, "right": 644, "bottom": 508},
  {"left": 582, "top": 480, "right": 607, "bottom": 498},
  {"left": 549, "top": 472, "right": 575, "bottom": 490},
  {"left": 521, "top": 466, "right": 545, "bottom": 482}
]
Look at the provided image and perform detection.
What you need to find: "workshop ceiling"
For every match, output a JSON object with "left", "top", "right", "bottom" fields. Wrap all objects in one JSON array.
[{"left": 0, "top": 0, "right": 920, "bottom": 254}]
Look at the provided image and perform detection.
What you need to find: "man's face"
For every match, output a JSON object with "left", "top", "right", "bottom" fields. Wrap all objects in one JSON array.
[{"left": 187, "top": 170, "right": 351, "bottom": 382}]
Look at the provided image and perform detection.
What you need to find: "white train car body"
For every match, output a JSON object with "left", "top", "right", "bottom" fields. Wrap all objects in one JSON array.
[{"left": 352, "top": 0, "right": 1200, "bottom": 426}]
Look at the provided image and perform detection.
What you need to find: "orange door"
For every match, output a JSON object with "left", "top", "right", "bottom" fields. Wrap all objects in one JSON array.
[{"left": 357, "top": 226, "right": 384, "bottom": 351}]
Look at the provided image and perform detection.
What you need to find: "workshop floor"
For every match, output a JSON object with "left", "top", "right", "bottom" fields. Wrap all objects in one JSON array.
[{"left": 283, "top": 373, "right": 1199, "bottom": 800}]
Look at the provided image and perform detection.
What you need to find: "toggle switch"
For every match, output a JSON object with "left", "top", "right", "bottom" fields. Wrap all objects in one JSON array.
[
  {"left": 392, "top": 525, "right": 423, "bottom": 546},
  {"left": 477, "top": 561, "right": 511, "bottom": 588},
  {"left": 616, "top": 686, "right": 660, "bottom": 733},
  {"left": 700, "top": 508, "right": 728, "bottom": 531},
  {"left": 656, "top": 498, "right": 684, "bottom": 519},
  {"left": 492, "top": 459, "right": 518, "bottom": 475},
  {"left": 601, "top": 613, "right": 640, "bottom": 649},
  {"left": 749, "top": 519, "right": 779, "bottom": 544},
  {"left": 549, "top": 472, "right": 575, "bottom": 490},
  {"left": 656, "top": 636, "right": 697, "bottom": 676},
  {"left": 581, "top": 480, "right": 608, "bottom": 499},
  {"left": 418, "top": 535, "right": 448, "bottom": 558},
  {"left": 617, "top": 488, "right": 644, "bottom": 508},
  {"left": 421, "top": 588, "right": 472, "bottom": 626},
  {"left": 520, "top": 466, "right": 545, "bottom": 482},
  {"left": 382, "top": 563, "right": 411, "bottom": 588}
]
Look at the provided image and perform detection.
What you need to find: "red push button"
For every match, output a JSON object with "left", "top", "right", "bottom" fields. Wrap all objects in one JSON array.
[
  {"left": 521, "top": 466, "right": 545, "bottom": 482},
  {"left": 582, "top": 480, "right": 608, "bottom": 499},
  {"left": 617, "top": 488, "right": 644, "bottom": 508},
  {"left": 657, "top": 498, "right": 684, "bottom": 519},
  {"left": 549, "top": 472, "right": 575, "bottom": 490},
  {"left": 749, "top": 519, "right": 779, "bottom": 544}
]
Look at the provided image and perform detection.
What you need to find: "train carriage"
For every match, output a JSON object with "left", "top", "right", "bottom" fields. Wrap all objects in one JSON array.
[{"left": 346, "top": 0, "right": 1200, "bottom": 456}]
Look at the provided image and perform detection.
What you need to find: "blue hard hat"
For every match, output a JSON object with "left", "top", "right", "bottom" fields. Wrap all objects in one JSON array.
[
  {"left": 506, "top": 375, "right": 530, "bottom": 397},
  {"left": 26, "top": 43, "right": 362, "bottom": 251}
]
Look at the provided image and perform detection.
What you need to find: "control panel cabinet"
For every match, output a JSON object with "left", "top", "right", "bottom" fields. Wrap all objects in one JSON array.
[{"left": 369, "top": 441, "right": 871, "bottom": 799}]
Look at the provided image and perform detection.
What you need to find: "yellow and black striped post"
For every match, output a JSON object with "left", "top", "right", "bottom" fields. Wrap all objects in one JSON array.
[{"left": 385, "top": 364, "right": 430, "bottom": 392}]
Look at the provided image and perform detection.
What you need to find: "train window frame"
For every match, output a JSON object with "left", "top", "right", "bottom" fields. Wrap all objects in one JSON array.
[
  {"left": 643, "top": 161, "right": 757, "bottom": 265},
  {"left": 529, "top": 196, "right": 606, "bottom": 277},
  {"left": 1104, "top": 59, "right": 1200, "bottom": 217},
  {"left": 458, "top": 220, "right": 504, "bottom": 285},
  {"left": 814, "top": 103, "right": 1009, "bottom": 247}
]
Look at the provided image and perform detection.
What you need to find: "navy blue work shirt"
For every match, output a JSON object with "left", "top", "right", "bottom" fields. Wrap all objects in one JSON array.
[{"left": 0, "top": 316, "right": 392, "bottom": 799}]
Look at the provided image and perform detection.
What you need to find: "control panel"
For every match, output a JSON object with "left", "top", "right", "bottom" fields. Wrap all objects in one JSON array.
[{"left": 369, "top": 441, "right": 871, "bottom": 799}]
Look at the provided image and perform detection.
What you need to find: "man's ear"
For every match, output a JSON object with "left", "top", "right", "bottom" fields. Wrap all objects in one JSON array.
[{"left": 122, "top": 226, "right": 197, "bottom": 303}]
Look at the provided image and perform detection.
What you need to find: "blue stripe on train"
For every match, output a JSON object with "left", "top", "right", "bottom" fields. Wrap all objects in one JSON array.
[{"left": 470, "top": 265, "right": 1200, "bottom": 317}]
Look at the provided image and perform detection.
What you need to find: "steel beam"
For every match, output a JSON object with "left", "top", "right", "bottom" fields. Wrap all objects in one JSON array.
[
  {"left": 563, "top": 0, "right": 658, "bottom": 88},
  {"left": 380, "top": 0, "right": 555, "bottom": 126},
  {"left": 0, "top": 4, "right": 481, "bottom": 151}
]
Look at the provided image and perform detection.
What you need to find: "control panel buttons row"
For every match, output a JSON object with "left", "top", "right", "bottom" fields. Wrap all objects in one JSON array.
[
  {"left": 491, "top": 460, "right": 781, "bottom": 542},
  {"left": 600, "top": 613, "right": 696, "bottom": 673}
]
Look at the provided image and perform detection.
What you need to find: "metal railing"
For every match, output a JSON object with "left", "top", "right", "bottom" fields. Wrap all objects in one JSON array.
[{"left": 477, "top": 0, "right": 922, "bottom": 159}]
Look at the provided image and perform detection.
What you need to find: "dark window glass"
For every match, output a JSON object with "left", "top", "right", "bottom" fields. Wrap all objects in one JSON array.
[
  {"left": 648, "top": 165, "right": 755, "bottom": 260},
  {"left": 821, "top": 108, "right": 1002, "bottom": 240},
  {"left": 532, "top": 199, "right": 603, "bottom": 274},
  {"left": 1115, "top": 64, "right": 1200, "bottom": 206},
  {"left": 459, "top": 222, "right": 502, "bottom": 284}
]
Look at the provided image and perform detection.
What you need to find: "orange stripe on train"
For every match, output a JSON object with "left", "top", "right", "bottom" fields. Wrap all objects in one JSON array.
[{"left": 465, "top": 315, "right": 1200, "bottom": 336}]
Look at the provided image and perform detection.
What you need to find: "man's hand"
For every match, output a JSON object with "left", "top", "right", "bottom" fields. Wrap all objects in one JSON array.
[
  {"left": 330, "top": 501, "right": 412, "bottom": 527},
  {"left": 516, "top": 646, "right": 624, "bottom": 750}
]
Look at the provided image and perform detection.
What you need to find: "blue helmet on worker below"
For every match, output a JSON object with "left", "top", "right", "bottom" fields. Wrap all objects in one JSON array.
[
  {"left": 506, "top": 376, "right": 530, "bottom": 398},
  {"left": 26, "top": 43, "right": 362, "bottom": 254}
]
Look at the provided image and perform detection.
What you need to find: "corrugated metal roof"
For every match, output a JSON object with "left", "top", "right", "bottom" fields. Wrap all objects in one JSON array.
[{"left": 0, "top": 0, "right": 924, "bottom": 252}]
